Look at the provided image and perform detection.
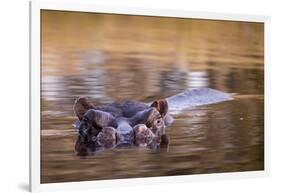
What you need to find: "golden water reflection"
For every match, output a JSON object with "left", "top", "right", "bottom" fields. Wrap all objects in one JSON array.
[{"left": 40, "top": 10, "right": 264, "bottom": 183}]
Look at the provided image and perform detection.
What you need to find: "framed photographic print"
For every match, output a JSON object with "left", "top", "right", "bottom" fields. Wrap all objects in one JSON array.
[{"left": 30, "top": 0, "right": 269, "bottom": 192}]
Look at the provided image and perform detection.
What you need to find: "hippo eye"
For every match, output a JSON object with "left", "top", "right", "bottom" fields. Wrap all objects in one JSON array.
[{"left": 155, "top": 118, "right": 162, "bottom": 125}]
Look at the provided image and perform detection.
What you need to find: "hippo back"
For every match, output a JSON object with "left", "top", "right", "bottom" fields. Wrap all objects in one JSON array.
[{"left": 166, "top": 88, "right": 234, "bottom": 113}]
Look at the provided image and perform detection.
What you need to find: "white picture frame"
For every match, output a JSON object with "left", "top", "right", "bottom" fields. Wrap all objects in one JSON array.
[{"left": 30, "top": 0, "right": 270, "bottom": 192}]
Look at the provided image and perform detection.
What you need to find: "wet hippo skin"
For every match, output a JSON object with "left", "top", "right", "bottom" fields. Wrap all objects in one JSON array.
[
  {"left": 74, "top": 97, "right": 170, "bottom": 155},
  {"left": 73, "top": 88, "right": 233, "bottom": 156}
]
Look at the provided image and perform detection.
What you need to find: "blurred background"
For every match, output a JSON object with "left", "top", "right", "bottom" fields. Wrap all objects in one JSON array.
[{"left": 40, "top": 10, "right": 264, "bottom": 183}]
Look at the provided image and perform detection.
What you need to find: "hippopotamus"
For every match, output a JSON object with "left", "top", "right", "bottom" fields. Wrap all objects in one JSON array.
[{"left": 73, "top": 88, "right": 234, "bottom": 156}]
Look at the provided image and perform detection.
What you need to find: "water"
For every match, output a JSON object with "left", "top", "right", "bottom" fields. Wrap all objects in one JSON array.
[{"left": 40, "top": 10, "right": 264, "bottom": 183}]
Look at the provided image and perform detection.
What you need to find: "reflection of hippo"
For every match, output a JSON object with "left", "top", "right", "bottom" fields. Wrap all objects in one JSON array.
[{"left": 74, "top": 88, "right": 233, "bottom": 156}]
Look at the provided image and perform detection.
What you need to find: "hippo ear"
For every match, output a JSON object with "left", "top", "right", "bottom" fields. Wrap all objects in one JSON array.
[
  {"left": 135, "top": 108, "right": 160, "bottom": 128},
  {"left": 86, "top": 109, "right": 115, "bottom": 128},
  {"left": 73, "top": 97, "right": 94, "bottom": 120},
  {"left": 150, "top": 99, "right": 168, "bottom": 117}
]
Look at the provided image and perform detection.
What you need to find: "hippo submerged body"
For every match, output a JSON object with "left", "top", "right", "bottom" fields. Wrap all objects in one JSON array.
[{"left": 73, "top": 88, "right": 233, "bottom": 156}]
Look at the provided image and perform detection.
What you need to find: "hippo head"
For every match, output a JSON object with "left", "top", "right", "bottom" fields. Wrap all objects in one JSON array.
[{"left": 73, "top": 97, "right": 170, "bottom": 155}]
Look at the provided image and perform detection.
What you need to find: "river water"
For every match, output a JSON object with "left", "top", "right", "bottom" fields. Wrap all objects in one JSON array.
[{"left": 40, "top": 10, "right": 264, "bottom": 183}]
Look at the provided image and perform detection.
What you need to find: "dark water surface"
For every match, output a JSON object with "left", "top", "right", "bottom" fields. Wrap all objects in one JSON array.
[{"left": 40, "top": 10, "right": 264, "bottom": 183}]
